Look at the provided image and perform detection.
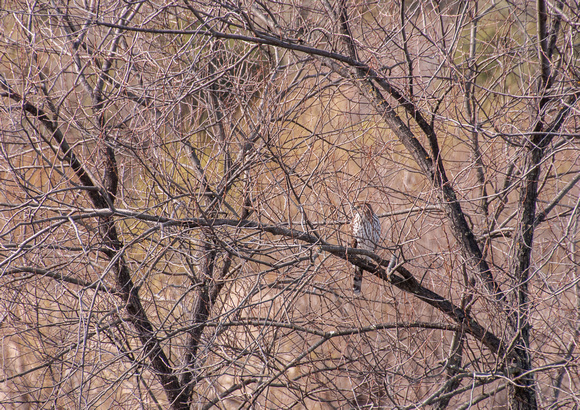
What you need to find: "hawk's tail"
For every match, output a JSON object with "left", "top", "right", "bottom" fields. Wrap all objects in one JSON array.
[{"left": 353, "top": 267, "right": 363, "bottom": 294}]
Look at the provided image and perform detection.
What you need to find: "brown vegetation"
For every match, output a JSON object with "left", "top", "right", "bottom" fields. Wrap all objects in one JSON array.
[{"left": 1, "top": 0, "right": 579, "bottom": 408}]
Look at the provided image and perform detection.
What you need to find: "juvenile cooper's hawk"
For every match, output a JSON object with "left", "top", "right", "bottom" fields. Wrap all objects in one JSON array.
[{"left": 351, "top": 202, "right": 381, "bottom": 294}]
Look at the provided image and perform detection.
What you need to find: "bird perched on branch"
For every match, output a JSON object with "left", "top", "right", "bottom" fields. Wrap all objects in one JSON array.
[{"left": 351, "top": 202, "right": 381, "bottom": 294}]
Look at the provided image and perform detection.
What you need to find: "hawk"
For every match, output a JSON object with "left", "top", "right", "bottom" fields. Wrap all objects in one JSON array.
[{"left": 351, "top": 202, "right": 381, "bottom": 294}]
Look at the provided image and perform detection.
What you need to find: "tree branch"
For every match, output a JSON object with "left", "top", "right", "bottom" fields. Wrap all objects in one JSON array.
[{"left": 0, "top": 81, "right": 186, "bottom": 409}]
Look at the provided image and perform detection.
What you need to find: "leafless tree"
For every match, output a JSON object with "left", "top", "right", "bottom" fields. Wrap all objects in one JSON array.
[{"left": 1, "top": 0, "right": 579, "bottom": 408}]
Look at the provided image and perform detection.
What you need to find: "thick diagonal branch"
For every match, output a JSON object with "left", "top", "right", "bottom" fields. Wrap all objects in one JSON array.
[
  {"left": 332, "top": 3, "right": 503, "bottom": 305},
  {"left": 0, "top": 84, "right": 187, "bottom": 409}
]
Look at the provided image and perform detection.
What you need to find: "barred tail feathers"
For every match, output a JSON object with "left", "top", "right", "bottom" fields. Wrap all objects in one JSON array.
[{"left": 353, "top": 266, "right": 363, "bottom": 294}]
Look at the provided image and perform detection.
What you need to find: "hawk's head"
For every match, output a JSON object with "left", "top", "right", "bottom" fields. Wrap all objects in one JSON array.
[{"left": 353, "top": 202, "right": 374, "bottom": 219}]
